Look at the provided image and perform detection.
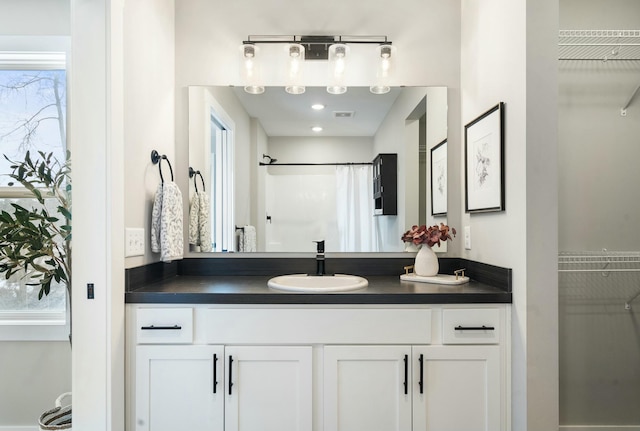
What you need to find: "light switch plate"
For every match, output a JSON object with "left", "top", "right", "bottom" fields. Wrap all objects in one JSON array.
[
  {"left": 464, "top": 226, "right": 471, "bottom": 250},
  {"left": 125, "top": 228, "right": 145, "bottom": 257}
]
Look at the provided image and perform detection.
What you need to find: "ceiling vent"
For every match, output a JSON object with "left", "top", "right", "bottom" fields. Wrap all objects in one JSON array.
[{"left": 333, "top": 111, "right": 355, "bottom": 119}]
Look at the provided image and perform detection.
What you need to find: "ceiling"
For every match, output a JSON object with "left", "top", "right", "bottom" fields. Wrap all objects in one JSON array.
[{"left": 232, "top": 86, "right": 401, "bottom": 137}]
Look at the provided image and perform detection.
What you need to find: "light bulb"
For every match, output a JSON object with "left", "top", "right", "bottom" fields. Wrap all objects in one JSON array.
[
  {"left": 285, "top": 43, "right": 305, "bottom": 95},
  {"left": 327, "top": 43, "right": 349, "bottom": 95},
  {"left": 370, "top": 44, "right": 396, "bottom": 95},
  {"left": 240, "top": 44, "right": 264, "bottom": 94}
]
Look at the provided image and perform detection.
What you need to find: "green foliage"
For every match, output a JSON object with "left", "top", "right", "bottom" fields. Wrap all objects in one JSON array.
[{"left": 0, "top": 150, "right": 71, "bottom": 300}]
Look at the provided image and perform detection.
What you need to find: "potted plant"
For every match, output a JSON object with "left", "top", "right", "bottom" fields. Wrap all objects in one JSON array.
[
  {"left": 401, "top": 223, "right": 455, "bottom": 276},
  {"left": 0, "top": 150, "right": 71, "bottom": 320}
]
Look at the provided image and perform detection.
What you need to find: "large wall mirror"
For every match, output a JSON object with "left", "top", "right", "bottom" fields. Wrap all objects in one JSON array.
[{"left": 188, "top": 86, "right": 448, "bottom": 254}]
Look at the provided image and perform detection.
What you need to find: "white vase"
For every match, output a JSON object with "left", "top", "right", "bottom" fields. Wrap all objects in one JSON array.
[{"left": 414, "top": 245, "right": 439, "bottom": 276}]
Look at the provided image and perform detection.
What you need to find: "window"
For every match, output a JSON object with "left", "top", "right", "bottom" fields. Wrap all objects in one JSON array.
[{"left": 0, "top": 51, "right": 68, "bottom": 339}]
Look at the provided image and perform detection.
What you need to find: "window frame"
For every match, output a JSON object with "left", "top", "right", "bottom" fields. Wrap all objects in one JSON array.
[{"left": 0, "top": 46, "right": 69, "bottom": 341}]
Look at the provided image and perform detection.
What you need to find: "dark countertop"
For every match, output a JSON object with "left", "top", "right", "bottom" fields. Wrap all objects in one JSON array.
[{"left": 125, "top": 275, "right": 512, "bottom": 305}]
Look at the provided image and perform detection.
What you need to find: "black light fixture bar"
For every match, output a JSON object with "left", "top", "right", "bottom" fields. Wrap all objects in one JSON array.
[
  {"left": 243, "top": 35, "right": 392, "bottom": 60},
  {"left": 259, "top": 162, "right": 373, "bottom": 167}
]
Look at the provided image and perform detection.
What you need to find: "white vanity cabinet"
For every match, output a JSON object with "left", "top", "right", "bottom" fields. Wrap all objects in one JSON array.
[
  {"left": 412, "top": 345, "right": 501, "bottom": 431},
  {"left": 135, "top": 345, "right": 224, "bottom": 431},
  {"left": 127, "top": 304, "right": 510, "bottom": 431},
  {"left": 324, "top": 345, "right": 501, "bottom": 431},
  {"left": 224, "top": 345, "right": 313, "bottom": 431},
  {"left": 323, "top": 345, "right": 413, "bottom": 431},
  {"left": 132, "top": 326, "right": 312, "bottom": 431}
]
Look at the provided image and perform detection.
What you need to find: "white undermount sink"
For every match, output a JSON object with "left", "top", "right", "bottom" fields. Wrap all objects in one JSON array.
[{"left": 267, "top": 273, "right": 368, "bottom": 293}]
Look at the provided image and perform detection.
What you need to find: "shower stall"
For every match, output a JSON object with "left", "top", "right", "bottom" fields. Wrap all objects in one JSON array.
[{"left": 558, "top": 21, "right": 640, "bottom": 430}]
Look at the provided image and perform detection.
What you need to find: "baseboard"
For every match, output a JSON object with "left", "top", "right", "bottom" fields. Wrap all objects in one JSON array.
[
  {"left": 0, "top": 426, "right": 39, "bottom": 431},
  {"left": 560, "top": 426, "right": 640, "bottom": 431}
]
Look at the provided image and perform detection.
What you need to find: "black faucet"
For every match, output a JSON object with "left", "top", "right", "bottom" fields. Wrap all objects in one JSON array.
[{"left": 313, "top": 240, "right": 326, "bottom": 276}]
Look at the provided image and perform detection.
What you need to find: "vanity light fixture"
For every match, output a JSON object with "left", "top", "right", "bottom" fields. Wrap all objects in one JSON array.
[
  {"left": 239, "top": 35, "right": 394, "bottom": 95},
  {"left": 285, "top": 43, "right": 306, "bottom": 95},
  {"left": 311, "top": 126, "right": 323, "bottom": 132},
  {"left": 370, "top": 44, "right": 396, "bottom": 95},
  {"left": 327, "top": 43, "right": 349, "bottom": 95},
  {"left": 240, "top": 44, "right": 264, "bottom": 94}
]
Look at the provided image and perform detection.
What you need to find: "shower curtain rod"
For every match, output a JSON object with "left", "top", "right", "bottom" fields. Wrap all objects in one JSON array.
[{"left": 259, "top": 162, "right": 373, "bottom": 166}]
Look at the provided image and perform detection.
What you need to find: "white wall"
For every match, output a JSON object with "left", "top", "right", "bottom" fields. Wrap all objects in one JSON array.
[
  {"left": 0, "top": 1, "right": 72, "bottom": 428},
  {"left": 250, "top": 119, "right": 268, "bottom": 248},
  {"left": 461, "top": 0, "right": 558, "bottom": 430},
  {"left": 123, "top": 0, "right": 176, "bottom": 268},
  {"left": 374, "top": 87, "right": 449, "bottom": 252}
]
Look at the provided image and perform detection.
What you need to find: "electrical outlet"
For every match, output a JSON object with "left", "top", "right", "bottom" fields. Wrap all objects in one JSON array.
[
  {"left": 125, "top": 228, "right": 145, "bottom": 257},
  {"left": 464, "top": 226, "right": 471, "bottom": 250}
]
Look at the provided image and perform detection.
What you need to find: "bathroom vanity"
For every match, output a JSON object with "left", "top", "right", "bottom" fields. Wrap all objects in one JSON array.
[{"left": 125, "top": 262, "right": 512, "bottom": 431}]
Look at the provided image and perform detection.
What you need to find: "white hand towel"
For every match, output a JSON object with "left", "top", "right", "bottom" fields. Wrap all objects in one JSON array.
[
  {"left": 197, "top": 191, "right": 212, "bottom": 252},
  {"left": 151, "top": 182, "right": 184, "bottom": 262},
  {"left": 238, "top": 229, "right": 245, "bottom": 252},
  {"left": 188, "top": 192, "right": 200, "bottom": 246},
  {"left": 243, "top": 225, "right": 256, "bottom": 252}
]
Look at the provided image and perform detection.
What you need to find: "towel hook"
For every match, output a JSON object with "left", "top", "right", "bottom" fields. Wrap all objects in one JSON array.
[
  {"left": 189, "top": 167, "right": 206, "bottom": 192},
  {"left": 151, "top": 150, "right": 174, "bottom": 183}
]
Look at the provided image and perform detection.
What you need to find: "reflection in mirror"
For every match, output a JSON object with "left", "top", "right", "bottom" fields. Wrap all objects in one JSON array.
[{"left": 188, "top": 86, "right": 447, "bottom": 254}]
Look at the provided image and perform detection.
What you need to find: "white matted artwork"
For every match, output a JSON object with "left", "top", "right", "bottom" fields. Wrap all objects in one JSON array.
[
  {"left": 430, "top": 139, "right": 447, "bottom": 216},
  {"left": 464, "top": 102, "right": 505, "bottom": 213}
]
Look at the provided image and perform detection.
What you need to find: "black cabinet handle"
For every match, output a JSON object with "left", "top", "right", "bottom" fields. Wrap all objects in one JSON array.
[
  {"left": 418, "top": 354, "right": 424, "bottom": 394},
  {"left": 403, "top": 354, "right": 408, "bottom": 395},
  {"left": 140, "top": 325, "right": 182, "bottom": 330},
  {"left": 228, "top": 355, "right": 234, "bottom": 395},
  {"left": 454, "top": 325, "right": 495, "bottom": 331},
  {"left": 213, "top": 354, "right": 218, "bottom": 393}
]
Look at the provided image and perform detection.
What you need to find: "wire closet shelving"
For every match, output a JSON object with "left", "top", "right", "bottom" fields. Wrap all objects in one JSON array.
[
  {"left": 559, "top": 30, "right": 640, "bottom": 116},
  {"left": 559, "top": 29, "right": 640, "bottom": 61},
  {"left": 558, "top": 251, "right": 640, "bottom": 310}
]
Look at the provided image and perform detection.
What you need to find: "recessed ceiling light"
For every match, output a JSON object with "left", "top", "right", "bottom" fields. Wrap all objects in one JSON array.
[
  {"left": 311, "top": 126, "right": 323, "bottom": 132},
  {"left": 311, "top": 104, "right": 325, "bottom": 110}
]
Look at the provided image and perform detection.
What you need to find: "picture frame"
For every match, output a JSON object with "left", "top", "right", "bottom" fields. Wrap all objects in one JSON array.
[
  {"left": 430, "top": 139, "right": 447, "bottom": 216},
  {"left": 464, "top": 102, "right": 505, "bottom": 213}
]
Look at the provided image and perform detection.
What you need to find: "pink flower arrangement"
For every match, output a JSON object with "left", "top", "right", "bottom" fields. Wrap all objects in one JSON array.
[{"left": 401, "top": 223, "right": 456, "bottom": 248}]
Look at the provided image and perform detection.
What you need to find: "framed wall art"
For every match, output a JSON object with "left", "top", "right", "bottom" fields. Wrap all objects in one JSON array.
[
  {"left": 430, "top": 139, "right": 447, "bottom": 216},
  {"left": 464, "top": 102, "right": 505, "bottom": 213}
]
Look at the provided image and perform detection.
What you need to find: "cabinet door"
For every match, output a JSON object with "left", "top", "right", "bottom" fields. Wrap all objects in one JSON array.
[
  {"left": 412, "top": 345, "right": 502, "bottom": 431},
  {"left": 224, "top": 345, "right": 312, "bottom": 431},
  {"left": 136, "top": 345, "right": 224, "bottom": 431},
  {"left": 324, "top": 345, "right": 412, "bottom": 431}
]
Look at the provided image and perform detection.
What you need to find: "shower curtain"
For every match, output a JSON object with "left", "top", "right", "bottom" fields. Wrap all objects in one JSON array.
[{"left": 335, "top": 165, "right": 378, "bottom": 252}]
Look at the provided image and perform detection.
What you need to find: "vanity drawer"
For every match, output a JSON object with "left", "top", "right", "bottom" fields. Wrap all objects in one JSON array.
[
  {"left": 442, "top": 308, "right": 500, "bottom": 344},
  {"left": 204, "top": 308, "right": 432, "bottom": 344},
  {"left": 136, "top": 308, "right": 193, "bottom": 344}
]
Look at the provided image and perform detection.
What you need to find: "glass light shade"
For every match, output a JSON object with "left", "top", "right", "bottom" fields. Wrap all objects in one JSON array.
[
  {"left": 370, "top": 44, "right": 396, "bottom": 95},
  {"left": 240, "top": 44, "right": 264, "bottom": 94},
  {"left": 285, "top": 43, "right": 305, "bottom": 95},
  {"left": 327, "top": 43, "right": 349, "bottom": 95}
]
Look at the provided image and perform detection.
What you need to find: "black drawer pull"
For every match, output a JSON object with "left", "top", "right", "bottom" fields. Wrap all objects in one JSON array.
[
  {"left": 213, "top": 354, "right": 218, "bottom": 394},
  {"left": 454, "top": 325, "right": 495, "bottom": 331},
  {"left": 228, "top": 356, "right": 234, "bottom": 395},
  {"left": 140, "top": 325, "right": 182, "bottom": 330},
  {"left": 403, "top": 354, "right": 408, "bottom": 395},
  {"left": 418, "top": 354, "right": 424, "bottom": 394}
]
